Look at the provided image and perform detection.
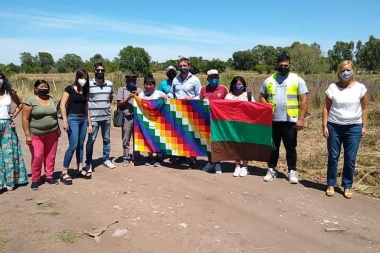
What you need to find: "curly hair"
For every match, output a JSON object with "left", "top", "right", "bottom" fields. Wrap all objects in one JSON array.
[{"left": 0, "top": 71, "right": 13, "bottom": 92}]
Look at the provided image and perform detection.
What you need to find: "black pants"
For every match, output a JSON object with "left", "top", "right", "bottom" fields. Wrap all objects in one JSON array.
[{"left": 268, "top": 122, "right": 297, "bottom": 172}]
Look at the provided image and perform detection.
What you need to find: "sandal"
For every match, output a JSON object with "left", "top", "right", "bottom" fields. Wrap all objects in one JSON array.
[
  {"left": 77, "top": 169, "right": 92, "bottom": 179},
  {"left": 60, "top": 173, "right": 73, "bottom": 185},
  {"left": 343, "top": 189, "right": 353, "bottom": 199},
  {"left": 326, "top": 186, "right": 334, "bottom": 197}
]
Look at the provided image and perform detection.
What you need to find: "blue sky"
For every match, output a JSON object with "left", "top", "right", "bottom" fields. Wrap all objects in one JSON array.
[{"left": 1, "top": 0, "right": 379, "bottom": 65}]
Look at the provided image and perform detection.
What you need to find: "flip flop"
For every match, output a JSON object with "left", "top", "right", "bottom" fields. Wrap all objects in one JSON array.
[
  {"left": 326, "top": 188, "right": 335, "bottom": 197},
  {"left": 343, "top": 189, "right": 352, "bottom": 199}
]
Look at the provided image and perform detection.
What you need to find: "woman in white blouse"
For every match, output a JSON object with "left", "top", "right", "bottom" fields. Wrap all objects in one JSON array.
[
  {"left": 225, "top": 76, "right": 255, "bottom": 177},
  {"left": 322, "top": 60, "right": 368, "bottom": 199}
]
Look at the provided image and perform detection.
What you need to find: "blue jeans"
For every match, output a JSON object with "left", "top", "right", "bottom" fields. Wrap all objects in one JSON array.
[
  {"left": 85, "top": 119, "right": 111, "bottom": 165},
  {"left": 327, "top": 122, "right": 362, "bottom": 189},
  {"left": 63, "top": 115, "right": 87, "bottom": 169}
]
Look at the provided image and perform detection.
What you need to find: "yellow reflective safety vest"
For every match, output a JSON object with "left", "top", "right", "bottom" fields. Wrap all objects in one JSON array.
[{"left": 266, "top": 73, "right": 299, "bottom": 117}]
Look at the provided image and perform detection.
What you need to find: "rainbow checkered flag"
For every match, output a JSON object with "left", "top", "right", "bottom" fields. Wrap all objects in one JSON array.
[{"left": 133, "top": 97, "right": 211, "bottom": 157}]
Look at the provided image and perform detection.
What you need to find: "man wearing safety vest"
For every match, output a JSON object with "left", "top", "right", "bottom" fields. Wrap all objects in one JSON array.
[{"left": 259, "top": 52, "right": 308, "bottom": 184}]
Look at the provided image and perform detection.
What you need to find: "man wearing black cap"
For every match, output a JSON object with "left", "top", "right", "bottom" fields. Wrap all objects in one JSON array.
[{"left": 116, "top": 74, "right": 143, "bottom": 166}]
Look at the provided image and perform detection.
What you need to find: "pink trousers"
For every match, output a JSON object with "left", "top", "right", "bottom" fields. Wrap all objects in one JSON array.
[{"left": 29, "top": 129, "right": 60, "bottom": 182}]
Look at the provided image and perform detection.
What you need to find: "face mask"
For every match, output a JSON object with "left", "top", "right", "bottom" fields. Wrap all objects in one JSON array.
[
  {"left": 179, "top": 67, "right": 189, "bottom": 74},
  {"left": 208, "top": 78, "right": 219, "bottom": 87},
  {"left": 277, "top": 67, "right": 290, "bottom": 76},
  {"left": 95, "top": 72, "right": 104, "bottom": 79},
  {"left": 339, "top": 70, "right": 354, "bottom": 81},
  {"left": 0, "top": 79, "right": 3, "bottom": 88},
  {"left": 234, "top": 84, "right": 244, "bottom": 92},
  {"left": 78, "top": 78, "right": 86, "bottom": 87},
  {"left": 167, "top": 72, "right": 176, "bottom": 80},
  {"left": 144, "top": 90, "right": 154, "bottom": 96},
  {"left": 37, "top": 89, "right": 49, "bottom": 96},
  {"left": 126, "top": 82, "right": 137, "bottom": 92}
]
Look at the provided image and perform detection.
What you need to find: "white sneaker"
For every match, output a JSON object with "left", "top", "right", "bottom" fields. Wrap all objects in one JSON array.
[
  {"left": 215, "top": 164, "right": 222, "bottom": 174},
  {"left": 86, "top": 164, "right": 93, "bottom": 173},
  {"left": 233, "top": 166, "right": 241, "bottom": 177},
  {"left": 202, "top": 162, "right": 214, "bottom": 172},
  {"left": 288, "top": 170, "right": 299, "bottom": 184},
  {"left": 263, "top": 168, "right": 276, "bottom": 182},
  {"left": 240, "top": 167, "right": 248, "bottom": 177},
  {"left": 104, "top": 160, "right": 116, "bottom": 169}
]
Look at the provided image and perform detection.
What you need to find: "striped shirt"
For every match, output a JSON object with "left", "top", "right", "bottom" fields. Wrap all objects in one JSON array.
[{"left": 88, "top": 78, "right": 114, "bottom": 121}]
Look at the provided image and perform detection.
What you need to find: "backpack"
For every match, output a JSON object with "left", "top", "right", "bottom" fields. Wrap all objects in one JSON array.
[{"left": 56, "top": 86, "right": 74, "bottom": 119}]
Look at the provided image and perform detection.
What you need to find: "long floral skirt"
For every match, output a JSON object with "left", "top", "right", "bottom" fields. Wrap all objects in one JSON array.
[{"left": 0, "top": 119, "right": 28, "bottom": 189}]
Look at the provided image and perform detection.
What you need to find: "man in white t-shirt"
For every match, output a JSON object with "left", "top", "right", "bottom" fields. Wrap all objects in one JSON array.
[{"left": 259, "top": 53, "right": 308, "bottom": 184}]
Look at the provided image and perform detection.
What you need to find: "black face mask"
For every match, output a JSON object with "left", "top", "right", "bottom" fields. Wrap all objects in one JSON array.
[
  {"left": 277, "top": 67, "right": 290, "bottom": 76},
  {"left": 37, "top": 89, "right": 49, "bottom": 96},
  {"left": 95, "top": 72, "right": 104, "bottom": 79},
  {"left": 166, "top": 72, "right": 176, "bottom": 80}
]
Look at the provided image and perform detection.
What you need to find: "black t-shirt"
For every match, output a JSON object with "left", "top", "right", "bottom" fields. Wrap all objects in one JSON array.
[{"left": 65, "top": 85, "right": 87, "bottom": 115}]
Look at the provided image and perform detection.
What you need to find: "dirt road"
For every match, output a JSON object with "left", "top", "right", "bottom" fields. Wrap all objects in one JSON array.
[{"left": 1, "top": 119, "right": 380, "bottom": 253}]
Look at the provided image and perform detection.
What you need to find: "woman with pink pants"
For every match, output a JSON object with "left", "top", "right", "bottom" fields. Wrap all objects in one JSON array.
[{"left": 22, "top": 79, "right": 60, "bottom": 190}]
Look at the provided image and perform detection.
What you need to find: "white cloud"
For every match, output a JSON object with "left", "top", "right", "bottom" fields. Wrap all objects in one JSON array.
[{"left": 0, "top": 11, "right": 305, "bottom": 64}]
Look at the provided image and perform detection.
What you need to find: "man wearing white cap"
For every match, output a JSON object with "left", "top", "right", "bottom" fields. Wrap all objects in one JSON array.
[
  {"left": 158, "top": 66, "right": 177, "bottom": 98},
  {"left": 200, "top": 69, "right": 229, "bottom": 173}
]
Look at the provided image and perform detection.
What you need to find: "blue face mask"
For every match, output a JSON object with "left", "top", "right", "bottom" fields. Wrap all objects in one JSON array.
[
  {"left": 179, "top": 67, "right": 189, "bottom": 74},
  {"left": 208, "top": 78, "right": 219, "bottom": 87},
  {"left": 234, "top": 84, "right": 244, "bottom": 92},
  {"left": 126, "top": 82, "right": 137, "bottom": 92},
  {"left": 144, "top": 90, "right": 154, "bottom": 96}
]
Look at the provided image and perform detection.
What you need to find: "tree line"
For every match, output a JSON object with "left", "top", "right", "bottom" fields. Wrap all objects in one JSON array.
[{"left": 1, "top": 35, "right": 380, "bottom": 76}]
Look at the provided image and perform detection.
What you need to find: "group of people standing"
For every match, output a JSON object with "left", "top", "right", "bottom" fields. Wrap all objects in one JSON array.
[{"left": 0, "top": 53, "right": 367, "bottom": 199}]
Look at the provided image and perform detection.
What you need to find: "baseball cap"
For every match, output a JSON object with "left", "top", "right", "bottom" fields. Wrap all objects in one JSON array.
[
  {"left": 207, "top": 69, "right": 219, "bottom": 76},
  {"left": 125, "top": 73, "right": 137, "bottom": 79}
]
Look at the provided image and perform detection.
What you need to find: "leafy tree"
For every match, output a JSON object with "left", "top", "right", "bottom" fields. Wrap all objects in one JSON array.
[
  {"left": 20, "top": 52, "right": 37, "bottom": 73},
  {"left": 0, "top": 63, "right": 21, "bottom": 75},
  {"left": 355, "top": 40, "right": 362, "bottom": 67},
  {"left": 253, "top": 64, "right": 274, "bottom": 74},
  {"left": 251, "top": 45, "right": 279, "bottom": 66},
  {"left": 232, "top": 50, "right": 256, "bottom": 70},
  {"left": 288, "top": 42, "right": 326, "bottom": 74},
  {"left": 189, "top": 56, "right": 210, "bottom": 74},
  {"left": 37, "top": 52, "right": 55, "bottom": 73},
  {"left": 117, "top": 46, "right": 151, "bottom": 75},
  {"left": 56, "top": 54, "right": 84, "bottom": 73},
  {"left": 356, "top": 35, "right": 380, "bottom": 73},
  {"left": 206, "top": 58, "right": 227, "bottom": 73},
  {"left": 327, "top": 41, "right": 354, "bottom": 71}
]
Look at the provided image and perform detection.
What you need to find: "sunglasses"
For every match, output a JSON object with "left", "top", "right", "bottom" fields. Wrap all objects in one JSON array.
[{"left": 95, "top": 69, "right": 105, "bottom": 73}]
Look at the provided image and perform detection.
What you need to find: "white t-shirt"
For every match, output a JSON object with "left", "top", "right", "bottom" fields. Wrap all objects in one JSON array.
[
  {"left": 326, "top": 82, "right": 367, "bottom": 125},
  {"left": 260, "top": 73, "right": 308, "bottom": 122},
  {"left": 138, "top": 90, "right": 167, "bottom": 100},
  {"left": 225, "top": 92, "right": 255, "bottom": 101},
  {"left": 0, "top": 92, "right": 11, "bottom": 119}
]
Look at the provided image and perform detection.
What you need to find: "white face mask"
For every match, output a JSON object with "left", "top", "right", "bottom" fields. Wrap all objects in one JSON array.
[
  {"left": 0, "top": 79, "right": 4, "bottom": 88},
  {"left": 339, "top": 70, "right": 354, "bottom": 81},
  {"left": 78, "top": 78, "right": 86, "bottom": 87}
]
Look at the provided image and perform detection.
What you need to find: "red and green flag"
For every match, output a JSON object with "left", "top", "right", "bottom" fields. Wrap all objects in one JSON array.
[{"left": 209, "top": 100, "right": 273, "bottom": 162}]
